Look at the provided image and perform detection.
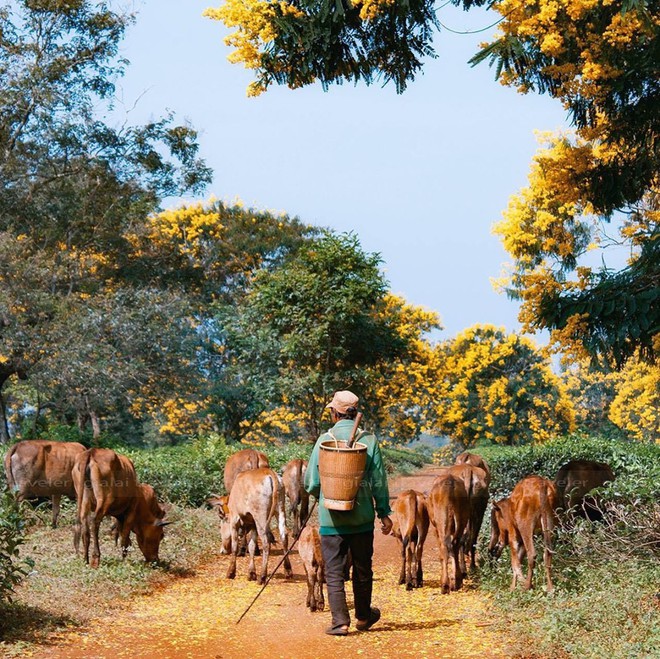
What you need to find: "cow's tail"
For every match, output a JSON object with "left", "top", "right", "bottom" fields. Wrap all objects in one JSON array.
[
  {"left": 73, "top": 450, "right": 92, "bottom": 519},
  {"left": 539, "top": 482, "right": 555, "bottom": 555},
  {"left": 268, "top": 472, "right": 283, "bottom": 545},
  {"left": 403, "top": 494, "right": 417, "bottom": 544},
  {"left": 299, "top": 463, "right": 309, "bottom": 523},
  {"left": 4, "top": 444, "right": 17, "bottom": 492}
]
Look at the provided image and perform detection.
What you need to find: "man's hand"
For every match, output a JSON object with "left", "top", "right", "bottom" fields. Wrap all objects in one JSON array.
[{"left": 380, "top": 515, "right": 393, "bottom": 535}]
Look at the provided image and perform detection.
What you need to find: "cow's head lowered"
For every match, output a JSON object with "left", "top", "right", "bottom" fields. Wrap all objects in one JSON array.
[
  {"left": 134, "top": 484, "right": 170, "bottom": 563},
  {"left": 488, "top": 498, "right": 512, "bottom": 559},
  {"left": 207, "top": 494, "right": 232, "bottom": 553}
]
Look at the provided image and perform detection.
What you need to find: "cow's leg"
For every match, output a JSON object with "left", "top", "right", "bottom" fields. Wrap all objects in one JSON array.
[
  {"left": 247, "top": 528, "right": 258, "bottom": 581},
  {"left": 451, "top": 537, "right": 463, "bottom": 591},
  {"left": 520, "top": 523, "right": 536, "bottom": 590},
  {"left": 278, "top": 504, "right": 293, "bottom": 578},
  {"left": 89, "top": 511, "right": 103, "bottom": 568},
  {"left": 398, "top": 537, "right": 407, "bottom": 585},
  {"left": 81, "top": 511, "right": 93, "bottom": 564},
  {"left": 226, "top": 521, "right": 239, "bottom": 579},
  {"left": 508, "top": 533, "right": 525, "bottom": 591},
  {"left": 414, "top": 539, "right": 424, "bottom": 588},
  {"left": 437, "top": 527, "right": 449, "bottom": 594},
  {"left": 316, "top": 563, "right": 325, "bottom": 611},
  {"left": 256, "top": 524, "right": 270, "bottom": 585},
  {"left": 51, "top": 494, "right": 62, "bottom": 529},
  {"left": 542, "top": 514, "right": 555, "bottom": 593},
  {"left": 73, "top": 516, "right": 81, "bottom": 555},
  {"left": 291, "top": 505, "right": 300, "bottom": 538},
  {"left": 406, "top": 541, "right": 415, "bottom": 591},
  {"left": 118, "top": 519, "right": 132, "bottom": 559},
  {"left": 302, "top": 562, "right": 315, "bottom": 610},
  {"left": 458, "top": 523, "right": 469, "bottom": 578}
]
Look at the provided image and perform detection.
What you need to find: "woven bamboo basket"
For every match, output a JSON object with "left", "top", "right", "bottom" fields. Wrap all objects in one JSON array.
[{"left": 318, "top": 440, "right": 367, "bottom": 510}]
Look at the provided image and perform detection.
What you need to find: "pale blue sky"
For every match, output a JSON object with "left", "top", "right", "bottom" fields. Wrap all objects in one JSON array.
[{"left": 116, "top": 1, "right": 570, "bottom": 341}]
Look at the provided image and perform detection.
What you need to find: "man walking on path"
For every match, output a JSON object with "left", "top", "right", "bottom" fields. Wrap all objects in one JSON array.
[{"left": 304, "top": 390, "right": 393, "bottom": 636}]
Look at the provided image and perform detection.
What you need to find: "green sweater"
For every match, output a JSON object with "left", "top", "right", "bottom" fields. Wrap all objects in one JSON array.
[{"left": 304, "top": 419, "right": 392, "bottom": 536}]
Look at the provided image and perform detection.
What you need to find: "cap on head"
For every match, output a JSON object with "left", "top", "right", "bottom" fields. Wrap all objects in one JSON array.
[{"left": 325, "top": 390, "right": 359, "bottom": 414}]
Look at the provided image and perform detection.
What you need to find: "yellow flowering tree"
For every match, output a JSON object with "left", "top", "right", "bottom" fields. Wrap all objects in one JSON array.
[
  {"left": 435, "top": 325, "right": 575, "bottom": 446},
  {"left": 365, "top": 294, "right": 443, "bottom": 442},
  {"left": 478, "top": 0, "right": 660, "bottom": 365},
  {"left": 609, "top": 362, "right": 660, "bottom": 444}
]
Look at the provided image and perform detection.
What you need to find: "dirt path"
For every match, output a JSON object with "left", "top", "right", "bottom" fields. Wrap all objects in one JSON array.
[{"left": 41, "top": 466, "right": 509, "bottom": 658}]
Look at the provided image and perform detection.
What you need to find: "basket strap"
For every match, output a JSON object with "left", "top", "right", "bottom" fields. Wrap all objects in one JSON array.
[{"left": 327, "top": 429, "right": 339, "bottom": 447}]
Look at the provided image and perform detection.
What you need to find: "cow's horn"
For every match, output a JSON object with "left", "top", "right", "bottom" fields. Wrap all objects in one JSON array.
[{"left": 154, "top": 519, "right": 173, "bottom": 527}]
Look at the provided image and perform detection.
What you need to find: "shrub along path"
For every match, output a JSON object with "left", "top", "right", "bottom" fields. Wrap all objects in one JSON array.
[{"left": 40, "top": 466, "right": 509, "bottom": 658}]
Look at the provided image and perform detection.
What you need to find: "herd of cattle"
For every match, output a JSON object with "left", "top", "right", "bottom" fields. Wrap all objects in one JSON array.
[{"left": 3, "top": 439, "right": 615, "bottom": 608}]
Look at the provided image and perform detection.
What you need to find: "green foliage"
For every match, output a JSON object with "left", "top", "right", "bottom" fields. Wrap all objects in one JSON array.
[
  {"left": 119, "top": 434, "right": 428, "bottom": 507},
  {"left": 0, "top": 486, "right": 32, "bottom": 601},
  {"left": 125, "top": 435, "right": 232, "bottom": 507},
  {"left": 221, "top": 231, "right": 409, "bottom": 437},
  {"left": 480, "top": 555, "right": 660, "bottom": 659},
  {"left": 481, "top": 433, "right": 660, "bottom": 501},
  {"left": 539, "top": 235, "right": 660, "bottom": 367}
]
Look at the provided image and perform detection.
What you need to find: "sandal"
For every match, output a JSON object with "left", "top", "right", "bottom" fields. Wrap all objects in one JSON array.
[
  {"left": 325, "top": 625, "right": 349, "bottom": 636},
  {"left": 355, "top": 607, "right": 381, "bottom": 631}
]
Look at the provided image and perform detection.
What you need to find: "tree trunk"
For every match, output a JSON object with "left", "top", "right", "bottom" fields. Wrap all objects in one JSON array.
[
  {"left": 90, "top": 409, "right": 101, "bottom": 444},
  {"left": 0, "top": 387, "right": 10, "bottom": 444}
]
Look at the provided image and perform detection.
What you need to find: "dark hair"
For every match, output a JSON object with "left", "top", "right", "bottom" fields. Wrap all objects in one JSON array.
[{"left": 333, "top": 406, "right": 358, "bottom": 420}]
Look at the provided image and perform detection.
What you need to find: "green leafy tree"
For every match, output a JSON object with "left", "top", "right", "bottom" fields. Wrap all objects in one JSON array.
[
  {"left": 221, "top": 231, "right": 409, "bottom": 437},
  {"left": 0, "top": 0, "right": 211, "bottom": 442}
]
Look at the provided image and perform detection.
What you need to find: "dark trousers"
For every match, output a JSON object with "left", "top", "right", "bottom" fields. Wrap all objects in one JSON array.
[{"left": 320, "top": 531, "right": 374, "bottom": 629}]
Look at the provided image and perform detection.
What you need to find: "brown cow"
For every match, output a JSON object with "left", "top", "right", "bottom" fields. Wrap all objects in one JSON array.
[
  {"left": 224, "top": 448, "right": 269, "bottom": 493},
  {"left": 434, "top": 463, "right": 489, "bottom": 574},
  {"left": 298, "top": 525, "right": 325, "bottom": 612},
  {"left": 72, "top": 448, "right": 168, "bottom": 568},
  {"left": 222, "top": 467, "right": 293, "bottom": 584},
  {"left": 555, "top": 459, "right": 615, "bottom": 519},
  {"left": 455, "top": 451, "right": 491, "bottom": 486},
  {"left": 488, "top": 475, "right": 560, "bottom": 592},
  {"left": 4, "top": 440, "right": 86, "bottom": 527},
  {"left": 428, "top": 474, "right": 469, "bottom": 593},
  {"left": 281, "top": 458, "right": 309, "bottom": 537},
  {"left": 389, "top": 489, "right": 429, "bottom": 590}
]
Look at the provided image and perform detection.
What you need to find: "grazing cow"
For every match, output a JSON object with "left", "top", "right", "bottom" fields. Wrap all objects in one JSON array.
[
  {"left": 488, "top": 475, "right": 560, "bottom": 592},
  {"left": 281, "top": 459, "right": 309, "bottom": 537},
  {"left": 224, "top": 449, "right": 269, "bottom": 493},
  {"left": 298, "top": 525, "right": 325, "bottom": 612},
  {"left": 221, "top": 467, "right": 293, "bottom": 584},
  {"left": 455, "top": 451, "right": 491, "bottom": 486},
  {"left": 555, "top": 459, "right": 615, "bottom": 519},
  {"left": 428, "top": 474, "right": 469, "bottom": 593},
  {"left": 4, "top": 440, "right": 86, "bottom": 527},
  {"left": 389, "top": 489, "right": 429, "bottom": 590},
  {"left": 207, "top": 493, "right": 232, "bottom": 554},
  {"left": 72, "top": 448, "right": 168, "bottom": 568}
]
